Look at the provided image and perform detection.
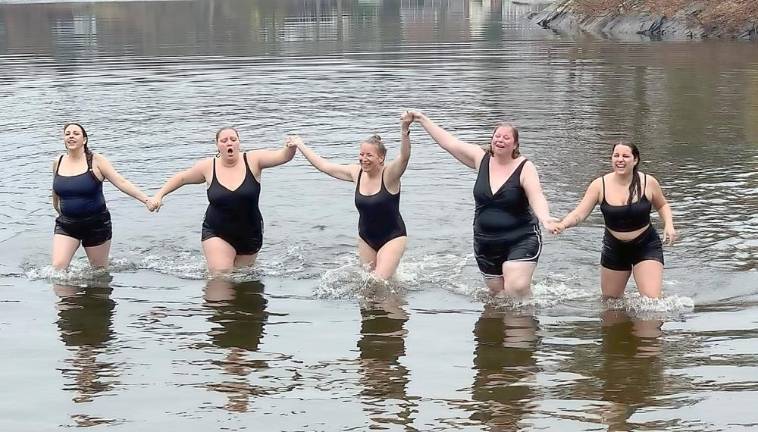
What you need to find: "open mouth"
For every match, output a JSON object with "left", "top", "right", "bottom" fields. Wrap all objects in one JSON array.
[{"left": 226, "top": 148, "right": 234, "bottom": 155}]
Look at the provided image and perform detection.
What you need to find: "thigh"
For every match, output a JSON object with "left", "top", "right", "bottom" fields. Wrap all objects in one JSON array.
[
  {"left": 84, "top": 240, "right": 111, "bottom": 269},
  {"left": 600, "top": 266, "right": 632, "bottom": 299},
  {"left": 632, "top": 260, "right": 663, "bottom": 299},
  {"left": 357, "top": 237, "right": 378, "bottom": 271},
  {"left": 202, "top": 237, "right": 238, "bottom": 275},
  {"left": 502, "top": 261, "right": 537, "bottom": 297},
  {"left": 374, "top": 236, "right": 407, "bottom": 280},
  {"left": 52, "top": 234, "right": 81, "bottom": 270}
]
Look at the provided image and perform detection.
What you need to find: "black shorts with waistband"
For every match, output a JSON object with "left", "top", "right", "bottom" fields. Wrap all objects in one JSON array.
[
  {"left": 54, "top": 209, "right": 112, "bottom": 247},
  {"left": 601, "top": 225, "right": 664, "bottom": 271}
]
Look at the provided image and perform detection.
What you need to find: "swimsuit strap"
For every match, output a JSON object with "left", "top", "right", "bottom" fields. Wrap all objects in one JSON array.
[
  {"left": 56, "top": 155, "right": 64, "bottom": 174},
  {"left": 243, "top": 151, "right": 251, "bottom": 173},
  {"left": 601, "top": 175, "right": 606, "bottom": 202}
]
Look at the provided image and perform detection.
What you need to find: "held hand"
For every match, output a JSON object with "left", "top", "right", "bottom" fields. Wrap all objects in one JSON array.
[
  {"left": 405, "top": 110, "right": 425, "bottom": 124},
  {"left": 285, "top": 135, "right": 303, "bottom": 149},
  {"left": 400, "top": 111, "right": 413, "bottom": 129},
  {"left": 552, "top": 222, "right": 566, "bottom": 235},
  {"left": 541, "top": 217, "right": 560, "bottom": 234},
  {"left": 662, "top": 225, "right": 677, "bottom": 245},
  {"left": 146, "top": 197, "right": 163, "bottom": 212}
]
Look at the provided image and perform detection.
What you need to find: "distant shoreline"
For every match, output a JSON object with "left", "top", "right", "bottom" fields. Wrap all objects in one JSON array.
[{"left": 531, "top": 0, "right": 757, "bottom": 40}]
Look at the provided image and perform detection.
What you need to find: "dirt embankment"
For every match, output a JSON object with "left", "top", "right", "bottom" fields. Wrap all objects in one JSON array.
[{"left": 532, "top": 0, "right": 758, "bottom": 40}]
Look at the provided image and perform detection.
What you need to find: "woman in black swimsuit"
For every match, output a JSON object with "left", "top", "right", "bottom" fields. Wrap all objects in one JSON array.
[
  {"left": 553, "top": 142, "right": 677, "bottom": 298},
  {"left": 52, "top": 123, "right": 152, "bottom": 270},
  {"left": 289, "top": 113, "right": 412, "bottom": 280},
  {"left": 149, "top": 127, "right": 296, "bottom": 274},
  {"left": 406, "top": 111, "right": 556, "bottom": 297}
]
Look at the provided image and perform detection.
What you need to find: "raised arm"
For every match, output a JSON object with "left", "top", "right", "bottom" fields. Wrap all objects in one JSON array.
[
  {"left": 149, "top": 158, "right": 210, "bottom": 211},
  {"left": 383, "top": 111, "right": 413, "bottom": 184},
  {"left": 51, "top": 158, "right": 60, "bottom": 214},
  {"left": 95, "top": 154, "right": 151, "bottom": 208},
  {"left": 520, "top": 161, "right": 556, "bottom": 231},
  {"left": 648, "top": 174, "right": 677, "bottom": 245},
  {"left": 554, "top": 177, "right": 602, "bottom": 234},
  {"left": 252, "top": 138, "right": 297, "bottom": 170},
  {"left": 408, "top": 111, "right": 485, "bottom": 169},
  {"left": 290, "top": 135, "right": 359, "bottom": 182}
]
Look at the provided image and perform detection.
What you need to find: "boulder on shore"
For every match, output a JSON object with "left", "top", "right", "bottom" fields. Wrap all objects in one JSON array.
[{"left": 531, "top": 0, "right": 757, "bottom": 40}]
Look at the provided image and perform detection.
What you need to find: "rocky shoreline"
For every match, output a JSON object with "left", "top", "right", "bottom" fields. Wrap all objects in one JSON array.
[{"left": 531, "top": 0, "right": 757, "bottom": 40}]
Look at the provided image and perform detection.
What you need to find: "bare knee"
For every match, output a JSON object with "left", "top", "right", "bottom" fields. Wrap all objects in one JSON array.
[
  {"left": 503, "top": 276, "right": 531, "bottom": 296},
  {"left": 52, "top": 258, "right": 70, "bottom": 271}
]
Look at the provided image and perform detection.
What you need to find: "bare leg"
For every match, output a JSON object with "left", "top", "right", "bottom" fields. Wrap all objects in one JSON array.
[
  {"left": 52, "top": 234, "right": 81, "bottom": 270},
  {"left": 202, "top": 237, "right": 238, "bottom": 275},
  {"left": 357, "top": 238, "right": 377, "bottom": 272},
  {"left": 233, "top": 253, "right": 257, "bottom": 269},
  {"left": 84, "top": 240, "right": 111, "bottom": 269},
  {"left": 600, "top": 266, "right": 632, "bottom": 299},
  {"left": 484, "top": 276, "right": 505, "bottom": 296},
  {"left": 632, "top": 260, "right": 663, "bottom": 299},
  {"left": 501, "top": 261, "right": 537, "bottom": 297},
  {"left": 373, "top": 236, "right": 407, "bottom": 280}
]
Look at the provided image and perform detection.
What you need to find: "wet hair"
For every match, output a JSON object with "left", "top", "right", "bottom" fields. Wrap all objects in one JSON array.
[
  {"left": 215, "top": 127, "right": 240, "bottom": 142},
  {"left": 612, "top": 142, "right": 642, "bottom": 205},
  {"left": 63, "top": 122, "right": 92, "bottom": 165},
  {"left": 363, "top": 134, "right": 386, "bottom": 158},
  {"left": 483, "top": 123, "right": 520, "bottom": 158}
]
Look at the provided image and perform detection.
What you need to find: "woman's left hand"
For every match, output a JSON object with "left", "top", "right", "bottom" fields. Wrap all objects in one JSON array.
[{"left": 662, "top": 225, "right": 677, "bottom": 245}]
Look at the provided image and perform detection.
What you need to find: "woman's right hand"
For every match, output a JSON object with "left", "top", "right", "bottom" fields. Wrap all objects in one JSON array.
[{"left": 551, "top": 221, "right": 566, "bottom": 235}]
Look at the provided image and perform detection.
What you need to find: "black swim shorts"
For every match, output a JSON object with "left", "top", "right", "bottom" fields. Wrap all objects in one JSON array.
[{"left": 54, "top": 210, "right": 112, "bottom": 248}]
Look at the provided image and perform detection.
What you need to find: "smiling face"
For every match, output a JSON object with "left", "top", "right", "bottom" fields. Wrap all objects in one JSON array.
[
  {"left": 63, "top": 124, "right": 87, "bottom": 152},
  {"left": 216, "top": 128, "right": 240, "bottom": 161},
  {"left": 490, "top": 125, "right": 518, "bottom": 157},
  {"left": 358, "top": 141, "right": 385, "bottom": 173},
  {"left": 611, "top": 143, "right": 639, "bottom": 175}
]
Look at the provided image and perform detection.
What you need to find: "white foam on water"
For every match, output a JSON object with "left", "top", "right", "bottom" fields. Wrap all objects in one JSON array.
[
  {"left": 22, "top": 257, "right": 116, "bottom": 286},
  {"left": 138, "top": 251, "right": 208, "bottom": 280}
]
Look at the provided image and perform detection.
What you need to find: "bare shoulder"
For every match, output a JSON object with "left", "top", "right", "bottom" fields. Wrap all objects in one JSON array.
[
  {"left": 52, "top": 154, "right": 64, "bottom": 170},
  {"left": 643, "top": 172, "right": 661, "bottom": 186}
]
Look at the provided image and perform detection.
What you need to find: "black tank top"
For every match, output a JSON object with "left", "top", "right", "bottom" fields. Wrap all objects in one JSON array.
[
  {"left": 204, "top": 154, "right": 262, "bottom": 236},
  {"left": 473, "top": 154, "right": 537, "bottom": 240},
  {"left": 600, "top": 174, "right": 651, "bottom": 232},
  {"left": 354, "top": 169, "right": 406, "bottom": 244},
  {"left": 53, "top": 154, "right": 107, "bottom": 218}
]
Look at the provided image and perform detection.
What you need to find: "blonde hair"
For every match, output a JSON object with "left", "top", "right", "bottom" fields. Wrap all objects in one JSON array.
[{"left": 363, "top": 134, "right": 386, "bottom": 157}]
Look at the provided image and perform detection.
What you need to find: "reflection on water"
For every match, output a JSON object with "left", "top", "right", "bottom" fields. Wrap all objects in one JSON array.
[
  {"left": 556, "top": 309, "right": 664, "bottom": 430},
  {"left": 203, "top": 278, "right": 269, "bottom": 413},
  {"left": 54, "top": 283, "right": 120, "bottom": 427},
  {"left": 597, "top": 310, "right": 663, "bottom": 429},
  {"left": 469, "top": 306, "right": 539, "bottom": 429},
  {"left": 357, "top": 294, "right": 413, "bottom": 428}
]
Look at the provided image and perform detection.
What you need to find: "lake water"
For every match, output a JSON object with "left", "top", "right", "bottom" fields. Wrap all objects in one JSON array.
[{"left": 1, "top": 0, "right": 757, "bottom": 430}]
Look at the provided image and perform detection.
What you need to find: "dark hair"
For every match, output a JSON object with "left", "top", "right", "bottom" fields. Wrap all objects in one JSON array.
[
  {"left": 484, "top": 123, "right": 520, "bottom": 158},
  {"left": 216, "top": 127, "right": 239, "bottom": 142},
  {"left": 613, "top": 142, "right": 642, "bottom": 205},
  {"left": 363, "top": 134, "right": 386, "bottom": 158},
  {"left": 63, "top": 122, "right": 92, "bottom": 165}
]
